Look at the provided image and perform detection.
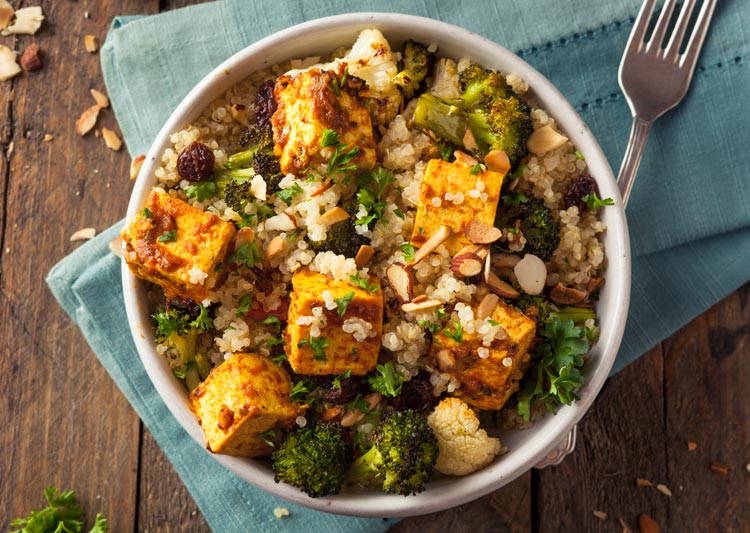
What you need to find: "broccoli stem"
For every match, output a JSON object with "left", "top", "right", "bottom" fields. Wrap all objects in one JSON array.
[
  {"left": 346, "top": 446, "right": 380, "bottom": 486},
  {"left": 549, "top": 306, "right": 596, "bottom": 324},
  {"left": 224, "top": 148, "right": 258, "bottom": 169},
  {"left": 413, "top": 94, "right": 468, "bottom": 147}
]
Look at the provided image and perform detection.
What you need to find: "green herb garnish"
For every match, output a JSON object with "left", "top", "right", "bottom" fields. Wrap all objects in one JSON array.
[
  {"left": 367, "top": 361, "right": 406, "bottom": 397},
  {"left": 399, "top": 243, "right": 415, "bottom": 262},
  {"left": 277, "top": 182, "right": 304, "bottom": 206},
  {"left": 230, "top": 241, "right": 262, "bottom": 268},
  {"left": 335, "top": 291, "right": 355, "bottom": 317},
  {"left": 236, "top": 292, "right": 254, "bottom": 316},
  {"left": 582, "top": 192, "right": 614, "bottom": 211},
  {"left": 157, "top": 229, "right": 176, "bottom": 243},
  {"left": 442, "top": 322, "right": 463, "bottom": 343},
  {"left": 186, "top": 180, "right": 218, "bottom": 202}
]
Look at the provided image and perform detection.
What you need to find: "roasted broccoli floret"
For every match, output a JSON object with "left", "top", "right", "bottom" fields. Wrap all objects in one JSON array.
[
  {"left": 515, "top": 293, "right": 552, "bottom": 324},
  {"left": 224, "top": 123, "right": 283, "bottom": 193},
  {"left": 393, "top": 40, "right": 434, "bottom": 99},
  {"left": 271, "top": 423, "right": 352, "bottom": 498},
  {"left": 306, "top": 200, "right": 370, "bottom": 258},
  {"left": 495, "top": 197, "right": 559, "bottom": 261},
  {"left": 413, "top": 63, "right": 532, "bottom": 167},
  {"left": 347, "top": 410, "right": 438, "bottom": 496}
]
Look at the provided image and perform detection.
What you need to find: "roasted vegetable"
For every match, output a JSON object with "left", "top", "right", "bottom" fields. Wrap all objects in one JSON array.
[
  {"left": 347, "top": 410, "right": 438, "bottom": 495},
  {"left": 306, "top": 202, "right": 370, "bottom": 258},
  {"left": 393, "top": 40, "right": 434, "bottom": 99},
  {"left": 495, "top": 197, "right": 560, "bottom": 262},
  {"left": 271, "top": 423, "right": 352, "bottom": 498}
]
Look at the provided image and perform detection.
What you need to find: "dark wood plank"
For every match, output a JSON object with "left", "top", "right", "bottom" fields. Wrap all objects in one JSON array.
[
  {"left": 535, "top": 346, "right": 669, "bottom": 532},
  {"left": 389, "top": 473, "right": 531, "bottom": 533},
  {"left": 0, "top": 1, "right": 157, "bottom": 530},
  {"left": 663, "top": 283, "right": 750, "bottom": 532}
]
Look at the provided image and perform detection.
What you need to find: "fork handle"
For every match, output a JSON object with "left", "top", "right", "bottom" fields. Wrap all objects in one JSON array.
[{"left": 617, "top": 116, "right": 652, "bottom": 207}]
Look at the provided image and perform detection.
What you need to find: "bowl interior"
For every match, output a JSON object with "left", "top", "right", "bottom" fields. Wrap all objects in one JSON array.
[{"left": 123, "top": 12, "right": 631, "bottom": 517}]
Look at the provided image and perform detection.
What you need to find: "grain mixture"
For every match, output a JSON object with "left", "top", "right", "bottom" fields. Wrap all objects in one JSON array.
[{"left": 120, "top": 29, "right": 610, "bottom": 497}]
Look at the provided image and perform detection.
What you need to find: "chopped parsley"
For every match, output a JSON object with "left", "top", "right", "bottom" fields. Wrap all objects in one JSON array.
[
  {"left": 186, "top": 180, "right": 218, "bottom": 202},
  {"left": 262, "top": 315, "right": 282, "bottom": 334},
  {"left": 229, "top": 241, "right": 262, "bottom": 268},
  {"left": 152, "top": 308, "right": 189, "bottom": 338},
  {"left": 399, "top": 243, "right": 415, "bottom": 262},
  {"left": 172, "top": 367, "right": 186, "bottom": 379},
  {"left": 436, "top": 306, "right": 449, "bottom": 320},
  {"left": 442, "top": 322, "right": 464, "bottom": 343},
  {"left": 487, "top": 319, "right": 500, "bottom": 326},
  {"left": 157, "top": 229, "right": 176, "bottom": 243},
  {"left": 470, "top": 163, "right": 483, "bottom": 175},
  {"left": 190, "top": 304, "right": 213, "bottom": 331},
  {"left": 298, "top": 336, "right": 330, "bottom": 361},
  {"left": 276, "top": 182, "right": 303, "bottom": 206},
  {"left": 417, "top": 319, "right": 441, "bottom": 334},
  {"left": 266, "top": 336, "right": 285, "bottom": 348},
  {"left": 355, "top": 167, "right": 396, "bottom": 226},
  {"left": 272, "top": 352, "right": 288, "bottom": 365},
  {"left": 335, "top": 291, "right": 355, "bottom": 317},
  {"left": 367, "top": 361, "right": 406, "bottom": 397},
  {"left": 501, "top": 191, "right": 529, "bottom": 207},
  {"left": 319, "top": 128, "right": 360, "bottom": 176},
  {"left": 582, "top": 192, "right": 614, "bottom": 211},
  {"left": 349, "top": 272, "right": 379, "bottom": 293},
  {"left": 290, "top": 380, "right": 312, "bottom": 403},
  {"left": 346, "top": 394, "right": 370, "bottom": 414},
  {"left": 438, "top": 141, "right": 453, "bottom": 161},
  {"left": 332, "top": 369, "right": 352, "bottom": 389},
  {"left": 236, "top": 292, "right": 254, "bottom": 316},
  {"left": 142, "top": 207, "right": 152, "bottom": 218},
  {"left": 259, "top": 428, "right": 277, "bottom": 447}
]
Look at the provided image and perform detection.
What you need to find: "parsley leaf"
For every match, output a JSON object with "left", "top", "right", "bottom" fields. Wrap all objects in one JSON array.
[
  {"left": 442, "top": 322, "right": 463, "bottom": 343},
  {"left": 335, "top": 291, "right": 355, "bottom": 317},
  {"left": 236, "top": 292, "right": 254, "bottom": 316},
  {"left": 299, "top": 336, "right": 330, "bottom": 361},
  {"left": 190, "top": 304, "right": 213, "bottom": 331},
  {"left": 142, "top": 207, "right": 152, "bottom": 218},
  {"left": 355, "top": 167, "right": 395, "bottom": 226},
  {"left": 321, "top": 128, "right": 340, "bottom": 147},
  {"left": 516, "top": 317, "right": 590, "bottom": 421},
  {"left": 332, "top": 369, "right": 352, "bottom": 389},
  {"left": 259, "top": 428, "right": 277, "bottom": 447},
  {"left": 367, "top": 361, "right": 406, "bottom": 397},
  {"left": 276, "top": 182, "right": 303, "bottom": 206},
  {"left": 152, "top": 308, "right": 189, "bottom": 338},
  {"left": 470, "top": 163, "right": 483, "bottom": 175},
  {"left": 157, "top": 229, "right": 176, "bottom": 242},
  {"left": 272, "top": 352, "right": 288, "bottom": 365},
  {"left": 349, "top": 272, "right": 379, "bottom": 293},
  {"left": 399, "top": 243, "right": 415, "bottom": 262},
  {"left": 290, "top": 379, "right": 312, "bottom": 403},
  {"left": 186, "top": 180, "right": 218, "bottom": 202},
  {"left": 582, "top": 192, "right": 614, "bottom": 211},
  {"left": 229, "top": 241, "right": 262, "bottom": 268},
  {"left": 9, "top": 487, "right": 108, "bottom": 533},
  {"left": 417, "top": 319, "right": 441, "bottom": 334},
  {"left": 501, "top": 191, "right": 529, "bottom": 207},
  {"left": 261, "top": 315, "right": 282, "bottom": 334},
  {"left": 436, "top": 307, "right": 449, "bottom": 320}
]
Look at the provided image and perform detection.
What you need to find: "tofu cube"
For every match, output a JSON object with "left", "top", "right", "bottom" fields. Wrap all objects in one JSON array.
[
  {"left": 286, "top": 268, "right": 384, "bottom": 375},
  {"left": 431, "top": 301, "right": 536, "bottom": 410},
  {"left": 410, "top": 159, "right": 506, "bottom": 255},
  {"left": 121, "top": 190, "right": 236, "bottom": 301},
  {"left": 272, "top": 66, "right": 377, "bottom": 176},
  {"left": 189, "top": 352, "right": 305, "bottom": 457}
]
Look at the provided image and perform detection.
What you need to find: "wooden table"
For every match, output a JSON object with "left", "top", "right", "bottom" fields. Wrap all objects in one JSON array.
[{"left": 2, "top": 1, "right": 748, "bottom": 531}]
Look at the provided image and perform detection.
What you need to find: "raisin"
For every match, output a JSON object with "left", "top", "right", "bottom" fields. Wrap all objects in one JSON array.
[
  {"left": 254, "top": 80, "right": 277, "bottom": 127},
  {"left": 564, "top": 173, "right": 598, "bottom": 211},
  {"left": 392, "top": 372, "right": 437, "bottom": 413},
  {"left": 167, "top": 297, "right": 202, "bottom": 320},
  {"left": 177, "top": 141, "right": 215, "bottom": 182},
  {"left": 326, "top": 377, "right": 366, "bottom": 405}
]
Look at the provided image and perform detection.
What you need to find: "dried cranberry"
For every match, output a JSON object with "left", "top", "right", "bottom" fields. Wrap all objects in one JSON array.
[
  {"left": 166, "top": 296, "right": 202, "bottom": 320},
  {"left": 392, "top": 372, "right": 438, "bottom": 413},
  {"left": 564, "top": 174, "right": 598, "bottom": 211},
  {"left": 326, "top": 377, "right": 367, "bottom": 405},
  {"left": 254, "top": 80, "right": 277, "bottom": 127},
  {"left": 177, "top": 141, "right": 215, "bottom": 182}
]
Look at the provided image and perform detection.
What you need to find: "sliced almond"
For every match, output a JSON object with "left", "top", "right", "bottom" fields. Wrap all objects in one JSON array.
[
  {"left": 476, "top": 293, "right": 500, "bottom": 319},
  {"left": 265, "top": 235, "right": 286, "bottom": 267},
  {"left": 406, "top": 225, "right": 452, "bottom": 268},
  {"left": 454, "top": 243, "right": 489, "bottom": 260},
  {"left": 465, "top": 219, "right": 503, "bottom": 245},
  {"left": 635, "top": 478, "right": 653, "bottom": 487},
  {"left": 318, "top": 206, "right": 349, "bottom": 226},
  {"left": 491, "top": 253, "right": 521, "bottom": 268},
  {"left": 263, "top": 213, "right": 297, "bottom": 232},
  {"left": 655, "top": 483, "right": 672, "bottom": 496},
  {"left": 485, "top": 272, "right": 520, "bottom": 299},
  {"left": 435, "top": 349, "right": 455, "bottom": 371},
  {"left": 462, "top": 128, "right": 479, "bottom": 152},
  {"left": 2, "top": 6, "right": 43, "bottom": 35},
  {"left": 0, "top": 1, "right": 13, "bottom": 30},
  {"left": 230, "top": 104, "right": 248, "bottom": 126},
  {"left": 75, "top": 105, "right": 100, "bottom": 136},
  {"left": 310, "top": 180, "right": 334, "bottom": 197},
  {"left": 354, "top": 244, "right": 375, "bottom": 269},
  {"left": 514, "top": 254, "right": 547, "bottom": 295},
  {"left": 592, "top": 511, "right": 607, "bottom": 521},
  {"left": 401, "top": 299, "right": 443, "bottom": 313},
  {"left": 527, "top": 124, "right": 568, "bottom": 155},
  {"left": 451, "top": 252, "right": 484, "bottom": 277},
  {"left": 453, "top": 150, "right": 479, "bottom": 167},
  {"left": 321, "top": 406, "right": 342, "bottom": 422},
  {"left": 130, "top": 155, "right": 146, "bottom": 180},
  {"left": 84, "top": 34, "right": 99, "bottom": 53},
  {"left": 91, "top": 89, "right": 109, "bottom": 108},
  {"left": 550, "top": 282, "right": 588, "bottom": 305},
  {"left": 587, "top": 276, "right": 605, "bottom": 293},
  {"left": 484, "top": 149, "right": 511, "bottom": 174},
  {"left": 411, "top": 294, "right": 428, "bottom": 304},
  {"left": 235, "top": 226, "right": 255, "bottom": 248},
  {"left": 0, "top": 45, "right": 21, "bottom": 81},
  {"left": 70, "top": 227, "right": 96, "bottom": 241},
  {"left": 102, "top": 128, "right": 122, "bottom": 151},
  {"left": 109, "top": 237, "right": 125, "bottom": 258},
  {"left": 386, "top": 262, "right": 415, "bottom": 303},
  {"left": 341, "top": 392, "right": 381, "bottom": 427}
]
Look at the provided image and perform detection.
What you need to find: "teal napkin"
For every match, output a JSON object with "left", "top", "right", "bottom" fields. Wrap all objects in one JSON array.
[{"left": 47, "top": 0, "right": 750, "bottom": 531}]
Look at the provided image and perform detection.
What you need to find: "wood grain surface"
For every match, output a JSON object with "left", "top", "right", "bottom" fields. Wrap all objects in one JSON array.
[{"left": 1, "top": 1, "right": 748, "bottom": 532}]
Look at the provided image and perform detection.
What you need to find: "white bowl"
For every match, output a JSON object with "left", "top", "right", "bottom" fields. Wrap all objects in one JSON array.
[{"left": 123, "top": 12, "right": 631, "bottom": 518}]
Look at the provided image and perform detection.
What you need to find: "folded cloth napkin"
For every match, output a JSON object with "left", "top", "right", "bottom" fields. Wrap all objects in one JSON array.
[{"left": 47, "top": 0, "right": 750, "bottom": 530}]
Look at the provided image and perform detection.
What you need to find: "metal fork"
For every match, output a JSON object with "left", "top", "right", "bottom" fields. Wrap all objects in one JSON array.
[{"left": 617, "top": 0, "right": 717, "bottom": 206}]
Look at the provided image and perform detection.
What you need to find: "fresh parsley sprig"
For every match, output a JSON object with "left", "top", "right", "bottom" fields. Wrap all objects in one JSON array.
[
  {"left": 355, "top": 167, "right": 396, "bottom": 227},
  {"left": 9, "top": 487, "right": 108, "bottom": 533},
  {"left": 582, "top": 192, "right": 614, "bottom": 211},
  {"left": 367, "top": 361, "right": 406, "bottom": 397}
]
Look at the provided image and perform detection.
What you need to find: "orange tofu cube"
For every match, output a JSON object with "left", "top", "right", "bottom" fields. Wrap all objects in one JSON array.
[
  {"left": 189, "top": 352, "right": 305, "bottom": 457},
  {"left": 411, "top": 159, "right": 505, "bottom": 255},
  {"left": 286, "top": 268, "right": 384, "bottom": 375},
  {"left": 121, "top": 190, "right": 236, "bottom": 301},
  {"left": 431, "top": 301, "right": 536, "bottom": 410}
]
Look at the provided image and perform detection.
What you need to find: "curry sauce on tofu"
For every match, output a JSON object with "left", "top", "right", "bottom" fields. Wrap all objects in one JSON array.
[{"left": 122, "top": 27, "right": 606, "bottom": 497}]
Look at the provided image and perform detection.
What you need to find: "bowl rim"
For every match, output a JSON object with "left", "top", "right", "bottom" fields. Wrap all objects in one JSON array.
[{"left": 122, "top": 11, "right": 631, "bottom": 518}]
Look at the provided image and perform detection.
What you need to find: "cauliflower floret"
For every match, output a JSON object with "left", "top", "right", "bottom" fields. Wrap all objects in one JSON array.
[{"left": 426, "top": 397, "right": 502, "bottom": 476}]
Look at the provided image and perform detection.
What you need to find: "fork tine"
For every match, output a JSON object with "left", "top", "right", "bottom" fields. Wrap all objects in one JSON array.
[
  {"left": 664, "top": 0, "right": 698, "bottom": 57},
  {"left": 648, "top": 0, "right": 678, "bottom": 50},
  {"left": 630, "top": 0, "right": 658, "bottom": 44},
  {"left": 682, "top": 0, "right": 718, "bottom": 68}
]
